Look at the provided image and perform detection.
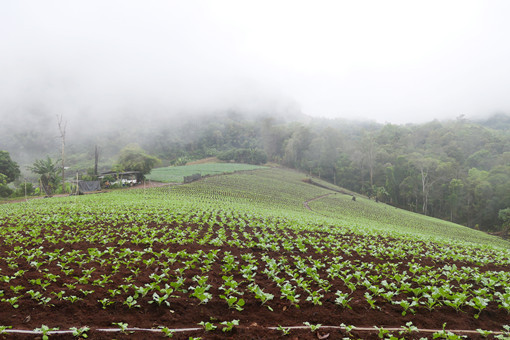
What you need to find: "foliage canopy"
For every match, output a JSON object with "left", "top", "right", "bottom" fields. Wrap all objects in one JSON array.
[{"left": 116, "top": 144, "right": 160, "bottom": 181}]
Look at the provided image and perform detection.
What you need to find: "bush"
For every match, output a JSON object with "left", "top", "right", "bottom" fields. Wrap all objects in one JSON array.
[
  {"left": 10, "top": 183, "right": 35, "bottom": 197},
  {"left": 116, "top": 144, "right": 161, "bottom": 181},
  {"left": 0, "top": 184, "right": 13, "bottom": 198}
]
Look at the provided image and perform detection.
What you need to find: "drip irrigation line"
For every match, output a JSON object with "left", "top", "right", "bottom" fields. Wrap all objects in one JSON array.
[
  {"left": 0, "top": 325, "right": 505, "bottom": 336},
  {"left": 267, "top": 326, "right": 505, "bottom": 335}
]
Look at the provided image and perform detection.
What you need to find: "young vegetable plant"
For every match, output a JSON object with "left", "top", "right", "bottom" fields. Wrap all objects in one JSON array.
[
  {"left": 432, "top": 323, "right": 466, "bottom": 339},
  {"left": 364, "top": 292, "right": 379, "bottom": 310},
  {"left": 303, "top": 322, "right": 322, "bottom": 332},
  {"left": 495, "top": 325, "right": 510, "bottom": 340},
  {"left": 468, "top": 296, "right": 489, "bottom": 319},
  {"left": 277, "top": 325, "right": 291, "bottom": 336},
  {"left": 98, "top": 298, "right": 114, "bottom": 309},
  {"left": 221, "top": 319, "right": 239, "bottom": 332},
  {"left": 34, "top": 325, "right": 59, "bottom": 340},
  {"left": 476, "top": 328, "right": 493, "bottom": 338},
  {"left": 399, "top": 322, "right": 418, "bottom": 335},
  {"left": 198, "top": 321, "right": 217, "bottom": 331},
  {"left": 249, "top": 284, "right": 274, "bottom": 308},
  {"left": 123, "top": 296, "right": 140, "bottom": 309},
  {"left": 374, "top": 326, "right": 390, "bottom": 339},
  {"left": 334, "top": 290, "right": 352, "bottom": 309},
  {"left": 149, "top": 292, "right": 171, "bottom": 307},
  {"left": 0, "top": 326, "right": 12, "bottom": 335},
  {"left": 2, "top": 296, "right": 21, "bottom": 308},
  {"left": 159, "top": 326, "right": 175, "bottom": 338},
  {"left": 392, "top": 299, "right": 417, "bottom": 316},
  {"left": 219, "top": 295, "right": 245, "bottom": 311},
  {"left": 70, "top": 326, "right": 90, "bottom": 338},
  {"left": 112, "top": 322, "right": 132, "bottom": 334}
]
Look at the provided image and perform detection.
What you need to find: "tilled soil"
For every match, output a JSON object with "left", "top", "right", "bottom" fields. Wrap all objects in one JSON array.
[{"left": 0, "top": 218, "right": 509, "bottom": 339}]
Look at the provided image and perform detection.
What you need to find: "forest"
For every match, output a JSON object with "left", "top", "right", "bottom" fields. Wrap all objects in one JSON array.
[{"left": 1, "top": 111, "right": 510, "bottom": 232}]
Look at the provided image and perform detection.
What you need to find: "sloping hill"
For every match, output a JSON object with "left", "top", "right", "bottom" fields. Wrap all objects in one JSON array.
[{"left": 164, "top": 166, "right": 509, "bottom": 249}]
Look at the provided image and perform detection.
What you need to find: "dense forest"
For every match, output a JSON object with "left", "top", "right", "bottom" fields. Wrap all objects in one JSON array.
[{"left": 1, "top": 111, "right": 510, "bottom": 232}]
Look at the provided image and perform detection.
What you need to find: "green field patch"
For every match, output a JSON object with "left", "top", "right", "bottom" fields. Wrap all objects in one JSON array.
[{"left": 146, "top": 163, "right": 267, "bottom": 183}]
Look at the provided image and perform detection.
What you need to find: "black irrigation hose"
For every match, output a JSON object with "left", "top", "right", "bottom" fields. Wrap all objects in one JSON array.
[{"left": 1, "top": 325, "right": 506, "bottom": 336}]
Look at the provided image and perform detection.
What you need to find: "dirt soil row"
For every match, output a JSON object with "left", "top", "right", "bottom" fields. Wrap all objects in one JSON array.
[{"left": 0, "top": 218, "right": 509, "bottom": 339}]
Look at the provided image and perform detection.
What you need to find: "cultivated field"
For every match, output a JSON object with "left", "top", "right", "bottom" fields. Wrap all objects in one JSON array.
[
  {"left": 145, "top": 163, "right": 267, "bottom": 183},
  {"left": 0, "top": 167, "right": 509, "bottom": 339}
]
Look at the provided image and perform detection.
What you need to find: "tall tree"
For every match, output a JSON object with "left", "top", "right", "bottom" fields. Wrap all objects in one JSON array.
[
  {"left": 0, "top": 150, "right": 20, "bottom": 197},
  {"left": 410, "top": 154, "right": 447, "bottom": 215},
  {"left": 447, "top": 178, "right": 464, "bottom": 222},
  {"left": 283, "top": 125, "right": 312, "bottom": 168},
  {"left": 116, "top": 144, "right": 161, "bottom": 181},
  {"left": 361, "top": 131, "right": 378, "bottom": 187},
  {"left": 0, "top": 150, "right": 20, "bottom": 184}
]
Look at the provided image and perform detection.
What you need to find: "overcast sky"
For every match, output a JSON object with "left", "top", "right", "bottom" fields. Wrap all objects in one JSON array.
[{"left": 1, "top": 0, "right": 510, "bottom": 124}]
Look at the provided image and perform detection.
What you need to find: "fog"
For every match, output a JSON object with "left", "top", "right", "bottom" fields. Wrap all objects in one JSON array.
[{"left": 2, "top": 0, "right": 510, "bottom": 129}]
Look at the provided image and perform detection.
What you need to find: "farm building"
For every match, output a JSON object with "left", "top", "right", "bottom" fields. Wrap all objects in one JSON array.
[{"left": 99, "top": 171, "right": 141, "bottom": 186}]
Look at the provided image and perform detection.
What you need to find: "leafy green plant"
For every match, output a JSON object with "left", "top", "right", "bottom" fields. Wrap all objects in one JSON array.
[
  {"left": 219, "top": 295, "right": 245, "bottom": 311},
  {"left": 374, "top": 326, "right": 391, "bottom": 339},
  {"left": 468, "top": 296, "right": 489, "bottom": 319},
  {"left": 0, "top": 326, "right": 12, "bottom": 335},
  {"left": 123, "top": 295, "right": 140, "bottom": 308},
  {"left": 334, "top": 290, "right": 352, "bottom": 309},
  {"left": 432, "top": 323, "right": 466, "bottom": 339},
  {"left": 198, "top": 321, "right": 217, "bottom": 331},
  {"left": 476, "top": 328, "right": 493, "bottom": 338},
  {"left": 34, "top": 325, "right": 59, "bottom": 340},
  {"left": 303, "top": 322, "right": 321, "bottom": 332},
  {"left": 98, "top": 298, "right": 114, "bottom": 309},
  {"left": 159, "top": 326, "right": 175, "bottom": 338},
  {"left": 277, "top": 325, "right": 291, "bottom": 336},
  {"left": 399, "top": 322, "right": 418, "bottom": 335},
  {"left": 112, "top": 322, "right": 132, "bottom": 334},
  {"left": 340, "top": 323, "right": 356, "bottom": 336},
  {"left": 220, "top": 319, "right": 239, "bottom": 332},
  {"left": 70, "top": 326, "right": 90, "bottom": 338}
]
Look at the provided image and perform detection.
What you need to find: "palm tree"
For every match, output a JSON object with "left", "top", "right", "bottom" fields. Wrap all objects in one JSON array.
[{"left": 28, "top": 156, "right": 60, "bottom": 196}]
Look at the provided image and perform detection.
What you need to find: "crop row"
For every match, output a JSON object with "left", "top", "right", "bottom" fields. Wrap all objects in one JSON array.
[{"left": 1, "top": 208, "right": 509, "bottom": 321}]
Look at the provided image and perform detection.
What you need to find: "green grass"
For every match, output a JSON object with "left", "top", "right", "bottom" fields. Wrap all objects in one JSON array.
[{"left": 146, "top": 163, "right": 267, "bottom": 183}]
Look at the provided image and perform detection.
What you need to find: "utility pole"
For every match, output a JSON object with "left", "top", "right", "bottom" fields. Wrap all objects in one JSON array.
[
  {"left": 57, "top": 115, "right": 67, "bottom": 194},
  {"left": 94, "top": 145, "right": 99, "bottom": 176}
]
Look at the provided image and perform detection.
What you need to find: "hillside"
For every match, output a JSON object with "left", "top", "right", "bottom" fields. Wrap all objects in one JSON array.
[
  {"left": 158, "top": 166, "right": 509, "bottom": 248},
  {"left": 0, "top": 166, "right": 509, "bottom": 339}
]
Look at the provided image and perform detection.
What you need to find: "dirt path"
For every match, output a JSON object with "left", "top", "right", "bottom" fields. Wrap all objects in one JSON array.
[{"left": 303, "top": 192, "right": 336, "bottom": 211}]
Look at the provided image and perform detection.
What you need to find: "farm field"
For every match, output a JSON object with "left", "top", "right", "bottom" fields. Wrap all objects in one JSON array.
[
  {"left": 145, "top": 163, "right": 267, "bottom": 183},
  {"left": 0, "top": 167, "right": 510, "bottom": 339}
]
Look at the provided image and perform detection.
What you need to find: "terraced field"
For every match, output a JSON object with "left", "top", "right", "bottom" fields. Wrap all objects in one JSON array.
[{"left": 0, "top": 167, "right": 509, "bottom": 339}]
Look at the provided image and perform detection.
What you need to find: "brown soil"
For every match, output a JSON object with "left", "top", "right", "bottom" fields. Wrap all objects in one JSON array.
[{"left": 0, "top": 218, "right": 509, "bottom": 339}]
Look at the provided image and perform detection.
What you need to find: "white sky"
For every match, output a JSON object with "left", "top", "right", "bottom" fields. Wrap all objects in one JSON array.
[{"left": 1, "top": 0, "right": 510, "bottom": 124}]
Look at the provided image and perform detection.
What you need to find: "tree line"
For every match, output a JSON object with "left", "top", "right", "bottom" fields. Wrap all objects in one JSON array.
[{"left": 1, "top": 112, "right": 509, "bottom": 231}]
